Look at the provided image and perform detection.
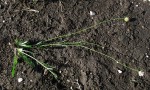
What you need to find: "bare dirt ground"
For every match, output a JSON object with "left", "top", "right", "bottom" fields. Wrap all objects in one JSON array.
[{"left": 0, "top": 0, "right": 150, "bottom": 90}]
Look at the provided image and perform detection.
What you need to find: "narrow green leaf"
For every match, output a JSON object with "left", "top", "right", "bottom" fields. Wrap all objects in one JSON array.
[
  {"left": 15, "top": 39, "right": 19, "bottom": 45},
  {"left": 11, "top": 54, "right": 18, "bottom": 77},
  {"left": 15, "top": 39, "right": 32, "bottom": 48},
  {"left": 21, "top": 53, "right": 35, "bottom": 67},
  {"left": 36, "top": 41, "right": 43, "bottom": 45},
  {"left": 20, "top": 44, "right": 32, "bottom": 48}
]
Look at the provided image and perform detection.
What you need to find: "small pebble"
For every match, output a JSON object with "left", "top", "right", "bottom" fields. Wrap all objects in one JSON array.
[
  {"left": 138, "top": 71, "right": 144, "bottom": 76},
  {"left": 4, "top": 1, "right": 7, "bottom": 4},
  {"left": 30, "top": 80, "right": 33, "bottom": 82},
  {"left": 135, "top": 5, "right": 138, "bottom": 7},
  {"left": 8, "top": 42, "right": 11, "bottom": 46},
  {"left": 145, "top": 53, "right": 149, "bottom": 58},
  {"left": 67, "top": 79, "right": 70, "bottom": 82},
  {"left": 90, "top": 11, "right": 95, "bottom": 16},
  {"left": 117, "top": 70, "right": 122, "bottom": 74},
  {"left": 70, "top": 86, "right": 73, "bottom": 90},
  {"left": 18, "top": 78, "right": 23, "bottom": 83}
]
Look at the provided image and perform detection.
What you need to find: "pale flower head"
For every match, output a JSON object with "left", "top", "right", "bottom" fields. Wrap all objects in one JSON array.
[{"left": 124, "top": 17, "right": 129, "bottom": 22}]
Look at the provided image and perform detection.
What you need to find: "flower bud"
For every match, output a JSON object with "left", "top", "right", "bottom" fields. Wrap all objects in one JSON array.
[{"left": 124, "top": 17, "right": 129, "bottom": 22}]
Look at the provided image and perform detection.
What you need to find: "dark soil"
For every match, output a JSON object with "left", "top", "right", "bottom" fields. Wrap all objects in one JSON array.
[{"left": 0, "top": 0, "right": 150, "bottom": 90}]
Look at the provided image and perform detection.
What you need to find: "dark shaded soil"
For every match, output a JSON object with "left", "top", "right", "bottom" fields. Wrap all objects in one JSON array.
[{"left": 0, "top": 0, "right": 150, "bottom": 90}]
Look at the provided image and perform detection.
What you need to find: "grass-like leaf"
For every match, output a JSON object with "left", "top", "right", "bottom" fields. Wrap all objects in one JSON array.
[
  {"left": 11, "top": 54, "right": 18, "bottom": 77},
  {"left": 21, "top": 51, "right": 58, "bottom": 79},
  {"left": 15, "top": 39, "right": 32, "bottom": 48}
]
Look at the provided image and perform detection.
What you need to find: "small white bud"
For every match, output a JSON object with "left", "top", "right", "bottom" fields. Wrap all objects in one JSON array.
[{"left": 124, "top": 17, "right": 129, "bottom": 22}]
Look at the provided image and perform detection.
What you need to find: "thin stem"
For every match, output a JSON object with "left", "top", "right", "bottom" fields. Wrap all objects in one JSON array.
[
  {"left": 39, "top": 41, "right": 84, "bottom": 48},
  {"left": 40, "top": 42, "right": 139, "bottom": 72},
  {"left": 39, "top": 43, "right": 67, "bottom": 47},
  {"left": 79, "top": 45, "right": 139, "bottom": 72},
  {"left": 20, "top": 51, "right": 53, "bottom": 70},
  {"left": 22, "top": 50, "right": 34, "bottom": 55},
  {"left": 39, "top": 41, "right": 102, "bottom": 48},
  {"left": 44, "top": 17, "right": 125, "bottom": 42}
]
